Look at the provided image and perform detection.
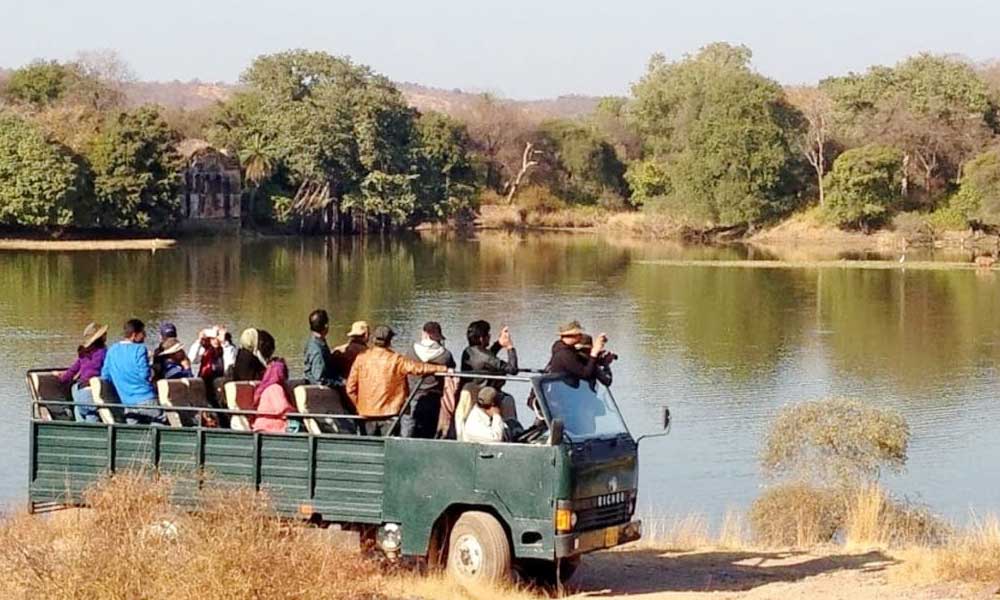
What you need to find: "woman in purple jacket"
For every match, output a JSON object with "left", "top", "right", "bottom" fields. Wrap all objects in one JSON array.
[{"left": 59, "top": 322, "right": 108, "bottom": 422}]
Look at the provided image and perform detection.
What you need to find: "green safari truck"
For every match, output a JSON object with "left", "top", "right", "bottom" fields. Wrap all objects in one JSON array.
[{"left": 27, "top": 370, "right": 665, "bottom": 585}]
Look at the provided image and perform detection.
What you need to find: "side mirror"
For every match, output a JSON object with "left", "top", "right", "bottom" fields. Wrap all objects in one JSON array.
[
  {"left": 663, "top": 406, "right": 671, "bottom": 430},
  {"left": 549, "top": 419, "right": 565, "bottom": 446}
]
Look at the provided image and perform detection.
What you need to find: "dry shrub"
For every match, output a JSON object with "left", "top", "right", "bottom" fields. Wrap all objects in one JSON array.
[
  {"left": 844, "top": 484, "right": 949, "bottom": 549},
  {"left": 0, "top": 473, "right": 384, "bottom": 600},
  {"left": 761, "top": 398, "right": 909, "bottom": 487},
  {"left": 749, "top": 483, "right": 844, "bottom": 547},
  {"left": 603, "top": 212, "right": 683, "bottom": 238},
  {"left": 931, "top": 516, "right": 1000, "bottom": 583}
]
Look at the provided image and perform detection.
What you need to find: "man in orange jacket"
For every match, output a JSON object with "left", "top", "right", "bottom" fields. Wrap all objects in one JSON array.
[{"left": 346, "top": 325, "right": 449, "bottom": 436}]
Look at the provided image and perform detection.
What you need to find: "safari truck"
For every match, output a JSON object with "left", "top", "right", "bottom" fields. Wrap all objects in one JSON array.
[{"left": 25, "top": 368, "right": 667, "bottom": 585}]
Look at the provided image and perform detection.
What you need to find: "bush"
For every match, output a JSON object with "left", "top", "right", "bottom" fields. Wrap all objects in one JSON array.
[
  {"left": 954, "top": 149, "right": 1000, "bottom": 225},
  {"left": 761, "top": 398, "right": 909, "bottom": 487},
  {"left": 749, "top": 483, "right": 844, "bottom": 547},
  {"left": 824, "top": 145, "right": 904, "bottom": 232},
  {"left": 515, "top": 185, "right": 566, "bottom": 215}
]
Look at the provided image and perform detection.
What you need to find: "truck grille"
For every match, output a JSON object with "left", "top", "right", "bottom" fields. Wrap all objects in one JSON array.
[{"left": 574, "top": 491, "right": 632, "bottom": 531}]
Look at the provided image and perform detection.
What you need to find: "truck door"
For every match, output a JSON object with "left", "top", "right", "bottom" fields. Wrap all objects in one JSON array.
[{"left": 473, "top": 443, "right": 554, "bottom": 518}]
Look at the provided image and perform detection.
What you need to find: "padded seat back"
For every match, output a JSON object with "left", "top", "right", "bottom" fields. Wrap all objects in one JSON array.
[
  {"left": 224, "top": 380, "right": 259, "bottom": 431},
  {"left": 89, "top": 377, "right": 122, "bottom": 424},
  {"left": 293, "top": 385, "right": 355, "bottom": 434},
  {"left": 157, "top": 378, "right": 211, "bottom": 427},
  {"left": 27, "top": 371, "right": 72, "bottom": 421}
]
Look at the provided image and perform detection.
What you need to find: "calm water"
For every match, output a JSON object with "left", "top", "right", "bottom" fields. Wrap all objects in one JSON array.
[{"left": 2, "top": 233, "right": 999, "bottom": 524}]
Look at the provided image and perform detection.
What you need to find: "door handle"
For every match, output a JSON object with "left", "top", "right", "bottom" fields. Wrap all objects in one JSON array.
[{"left": 478, "top": 452, "right": 495, "bottom": 459}]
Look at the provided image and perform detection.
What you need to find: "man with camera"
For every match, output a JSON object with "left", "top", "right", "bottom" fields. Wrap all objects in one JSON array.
[{"left": 548, "top": 321, "right": 611, "bottom": 383}]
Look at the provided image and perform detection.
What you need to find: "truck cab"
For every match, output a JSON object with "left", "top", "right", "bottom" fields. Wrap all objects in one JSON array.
[{"left": 26, "top": 369, "right": 657, "bottom": 586}]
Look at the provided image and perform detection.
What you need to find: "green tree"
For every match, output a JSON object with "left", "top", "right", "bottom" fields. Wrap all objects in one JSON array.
[
  {"left": 824, "top": 145, "right": 903, "bottom": 231},
  {"left": 413, "top": 111, "right": 478, "bottom": 220},
  {"left": 629, "top": 43, "right": 804, "bottom": 226},
  {"left": 3, "top": 61, "right": 70, "bottom": 108},
  {"left": 87, "top": 107, "right": 183, "bottom": 229},
  {"left": 0, "top": 111, "right": 83, "bottom": 226},
  {"left": 533, "top": 119, "right": 629, "bottom": 206},
  {"left": 950, "top": 149, "right": 1000, "bottom": 224},
  {"left": 239, "top": 132, "right": 277, "bottom": 224}
]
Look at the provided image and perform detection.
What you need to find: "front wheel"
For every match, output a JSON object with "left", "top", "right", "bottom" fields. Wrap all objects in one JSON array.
[{"left": 446, "top": 511, "right": 512, "bottom": 585}]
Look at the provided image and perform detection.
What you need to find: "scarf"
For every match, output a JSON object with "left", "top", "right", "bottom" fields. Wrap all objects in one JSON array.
[
  {"left": 254, "top": 359, "right": 288, "bottom": 404},
  {"left": 239, "top": 328, "right": 259, "bottom": 352}
]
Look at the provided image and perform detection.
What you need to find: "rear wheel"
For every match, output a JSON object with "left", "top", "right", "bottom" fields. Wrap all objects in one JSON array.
[{"left": 446, "top": 511, "right": 512, "bottom": 585}]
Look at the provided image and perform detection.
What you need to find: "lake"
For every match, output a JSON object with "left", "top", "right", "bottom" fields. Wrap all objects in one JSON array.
[{"left": 2, "top": 233, "right": 998, "bottom": 526}]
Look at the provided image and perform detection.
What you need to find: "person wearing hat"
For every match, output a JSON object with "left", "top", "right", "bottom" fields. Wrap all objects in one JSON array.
[
  {"left": 346, "top": 325, "right": 449, "bottom": 436},
  {"left": 403, "top": 321, "right": 457, "bottom": 438},
  {"left": 331, "top": 320, "right": 370, "bottom": 382},
  {"left": 548, "top": 320, "right": 608, "bottom": 381},
  {"left": 59, "top": 322, "right": 109, "bottom": 422},
  {"left": 156, "top": 338, "right": 193, "bottom": 380},
  {"left": 461, "top": 387, "right": 508, "bottom": 443},
  {"left": 304, "top": 309, "right": 338, "bottom": 387},
  {"left": 152, "top": 322, "right": 185, "bottom": 379}
]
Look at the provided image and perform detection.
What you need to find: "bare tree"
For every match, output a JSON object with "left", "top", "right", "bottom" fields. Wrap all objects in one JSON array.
[
  {"left": 787, "top": 87, "right": 835, "bottom": 207},
  {"left": 504, "top": 142, "right": 542, "bottom": 204}
]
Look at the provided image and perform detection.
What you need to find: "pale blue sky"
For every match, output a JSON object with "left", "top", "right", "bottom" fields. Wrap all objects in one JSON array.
[{"left": 2, "top": 0, "right": 999, "bottom": 99}]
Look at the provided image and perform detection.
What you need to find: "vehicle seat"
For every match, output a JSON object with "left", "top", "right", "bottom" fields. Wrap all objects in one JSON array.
[
  {"left": 293, "top": 385, "right": 356, "bottom": 434},
  {"left": 157, "top": 378, "right": 211, "bottom": 427},
  {"left": 27, "top": 370, "right": 73, "bottom": 421},
  {"left": 88, "top": 377, "right": 122, "bottom": 424},
  {"left": 224, "top": 381, "right": 259, "bottom": 431}
]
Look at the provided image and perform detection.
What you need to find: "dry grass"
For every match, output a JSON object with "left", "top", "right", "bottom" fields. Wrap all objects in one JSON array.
[
  {"left": 391, "top": 572, "right": 542, "bottom": 600},
  {"left": 900, "top": 516, "right": 1000, "bottom": 584},
  {"left": 476, "top": 204, "right": 684, "bottom": 237},
  {"left": 638, "top": 509, "right": 748, "bottom": 551},
  {"left": 0, "top": 473, "right": 384, "bottom": 600},
  {"left": 749, "top": 483, "right": 845, "bottom": 547},
  {"left": 843, "top": 485, "right": 949, "bottom": 549}
]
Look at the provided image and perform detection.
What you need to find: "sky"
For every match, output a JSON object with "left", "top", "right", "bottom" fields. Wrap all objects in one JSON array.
[{"left": 2, "top": 0, "right": 1000, "bottom": 99}]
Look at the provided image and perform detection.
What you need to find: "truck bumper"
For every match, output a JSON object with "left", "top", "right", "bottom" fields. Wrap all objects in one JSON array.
[{"left": 554, "top": 520, "right": 642, "bottom": 558}]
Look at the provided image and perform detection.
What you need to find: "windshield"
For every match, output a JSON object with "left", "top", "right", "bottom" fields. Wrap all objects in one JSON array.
[{"left": 539, "top": 378, "right": 629, "bottom": 441}]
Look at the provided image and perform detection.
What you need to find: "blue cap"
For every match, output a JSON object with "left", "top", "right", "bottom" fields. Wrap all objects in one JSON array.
[{"left": 159, "top": 322, "right": 177, "bottom": 338}]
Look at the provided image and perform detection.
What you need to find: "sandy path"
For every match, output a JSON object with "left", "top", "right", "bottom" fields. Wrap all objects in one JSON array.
[{"left": 567, "top": 548, "right": 994, "bottom": 600}]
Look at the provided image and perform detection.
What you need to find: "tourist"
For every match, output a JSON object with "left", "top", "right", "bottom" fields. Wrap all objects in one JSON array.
[
  {"left": 100, "top": 319, "right": 163, "bottom": 424},
  {"left": 59, "top": 322, "right": 108, "bottom": 423},
  {"left": 221, "top": 330, "right": 238, "bottom": 374},
  {"left": 231, "top": 328, "right": 273, "bottom": 381},
  {"left": 156, "top": 338, "right": 193, "bottom": 380},
  {"left": 548, "top": 320, "right": 607, "bottom": 380},
  {"left": 252, "top": 358, "right": 297, "bottom": 433},
  {"left": 332, "top": 321, "right": 369, "bottom": 381},
  {"left": 575, "top": 334, "right": 615, "bottom": 387},
  {"left": 346, "top": 325, "right": 449, "bottom": 436},
  {"left": 188, "top": 326, "right": 226, "bottom": 380},
  {"left": 152, "top": 322, "right": 180, "bottom": 379},
  {"left": 460, "top": 320, "right": 519, "bottom": 422},
  {"left": 304, "top": 309, "right": 337, "bottom": 387},
  {"left": 403, "top": 321, "right": 456, "bottom": 438},
  {"left": 461, "top": 387, "right": 508, "bottom": 443}
]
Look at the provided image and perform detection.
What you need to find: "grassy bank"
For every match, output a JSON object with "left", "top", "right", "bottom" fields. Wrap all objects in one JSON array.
[{"left": 477, "top": 204, "right": 684, "bottom": 238}]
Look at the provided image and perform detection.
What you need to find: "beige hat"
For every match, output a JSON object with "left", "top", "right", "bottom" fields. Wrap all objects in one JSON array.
[
  {"left": 558, "top": 320, "right": 584, "bottom": 337},
  {"left": 347, "top": 321, "right": 369, "bottom": 337},
  {"left": 158, "top": 337, "right": 185, "bottom": 356},
  {"left": 81, "top": 322, "right": 108, "bottom": 348}
]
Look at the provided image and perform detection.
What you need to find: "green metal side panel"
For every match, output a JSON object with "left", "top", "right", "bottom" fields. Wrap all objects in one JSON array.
[
  {"left": 259, "top": 435, "right": 310, "bottom": 513},
  {"left": 381, "top": 439, "right": 556, "bottom": 559},
  {"left": 312, "top": 437, "right": 385, "bottom": 523},
  {"left": 31, "top": 422, "right": 109, "bottom": 504}
]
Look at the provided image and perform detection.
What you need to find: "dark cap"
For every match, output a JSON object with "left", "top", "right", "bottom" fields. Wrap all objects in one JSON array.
[
  {"left": 477, "top": 386, "right": 498, "bottom": 407},
  {"left": 373, "top": 325, "right": 395, "bottom": 343},
  {"left": 423, "top": 321, "right": 445, "bottom": 340},
  {"left": 159, "top": 322, "right": 177, "bottom": 338}
]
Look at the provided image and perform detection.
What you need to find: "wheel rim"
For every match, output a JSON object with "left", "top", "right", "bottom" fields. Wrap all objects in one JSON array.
[{"left": 452, "top": 533, "right": 485, "bottom": 577}]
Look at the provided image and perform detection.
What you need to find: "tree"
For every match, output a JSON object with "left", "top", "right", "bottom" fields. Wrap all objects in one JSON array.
[
  {"left": 458, "top": 94, "right": 533, "bottom": 194},
  {"left": 533, "top": 119, "right": 629, "bottom": 206},
  {"left": 239, "top": 132, "right": 277, "bottom": 225},
  {"left": 787, "top": 86, "right": 836, "bottom": 207},
  {"left": 3, "top": 61, "right": 71, "bottom": 108},
  {"left": 413, "top": 111, "right": 478, "bottom": 220},
  {"left": 823, "top": 54, "right": 993, "bottom": 201},
  {"left": 590, "top": 96, "right": 641, "bottom": 161},
  {"left": 87, "top": 107, "right": 183, "bottom": 229},
  {"left": 629, "top": 43, "right": 804, "bottom": 226},
  {"left": 0, "top": 111, "right": 83, "bottom": 226},
  {"left": 951, "top": 149, "right": 1000, "bottom": 224},
  {"left": 824, "top": 145, "right": 903, "bottom": 231}
]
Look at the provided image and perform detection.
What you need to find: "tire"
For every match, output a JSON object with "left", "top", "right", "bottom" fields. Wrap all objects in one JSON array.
[
  {"left": 516, "top": 556, "right": 581, "bottom": 587},
  {"left": 446, "top": 511, "right": 512, "bottom": 585}
]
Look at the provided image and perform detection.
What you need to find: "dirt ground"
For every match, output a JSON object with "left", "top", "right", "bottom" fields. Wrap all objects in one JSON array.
[{"left": 566, "top": 548, "right": 995, "bottom": 600}]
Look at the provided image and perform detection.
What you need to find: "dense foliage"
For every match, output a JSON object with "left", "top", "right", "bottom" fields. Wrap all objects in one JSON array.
[
  {"left": 0, "top": 111, "right": 83, "bottom": 227},
  {"left": 5, "top": 45, "right": 1000, "bottom": 235}
]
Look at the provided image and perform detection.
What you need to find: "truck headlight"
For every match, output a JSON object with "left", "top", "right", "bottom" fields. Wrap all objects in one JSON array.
[{"left": 555, "top": 507, "right": 576, "bottom": 533}]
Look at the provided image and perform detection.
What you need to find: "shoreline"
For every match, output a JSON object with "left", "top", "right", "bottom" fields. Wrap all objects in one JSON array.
[{"left": 0, "top": 238, "right": 177, "bottom": 251}]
